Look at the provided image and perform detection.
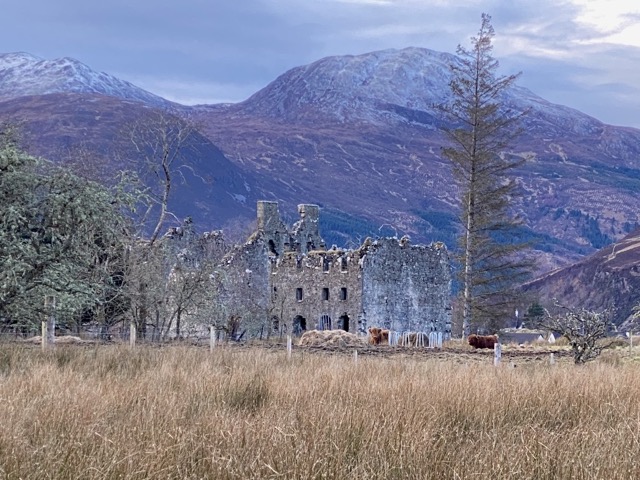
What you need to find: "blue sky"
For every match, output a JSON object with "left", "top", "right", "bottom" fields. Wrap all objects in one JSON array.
[{"left": 2, "top": 0, "right": 639, "bottom": 127}]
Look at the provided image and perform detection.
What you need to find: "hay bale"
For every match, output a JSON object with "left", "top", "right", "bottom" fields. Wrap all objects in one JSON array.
[
  {"left": 56, "top": 335, "right": 87, "bottom": 344},
  {"left": 23, "top": 335, "right": 87, "bottom": 344},
  {"left": 299, "top": 330, "right": 366, "bottom": 348}
]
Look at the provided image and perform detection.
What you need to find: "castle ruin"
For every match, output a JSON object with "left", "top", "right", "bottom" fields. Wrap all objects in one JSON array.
[{"left": 223, "top": 201, "right": 452, "bottom": 338}]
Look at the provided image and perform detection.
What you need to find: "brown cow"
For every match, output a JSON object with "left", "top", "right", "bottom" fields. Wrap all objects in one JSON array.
[
  {"left": 380, "top": 329, "right": 389, "bottom": 345},
  {"left": 468, "top": 334, "right": 498, "bottom": 349},
  {"left": 368, "top": 327, "right": 381, "bottom": 345},
  {"left": 368, "top": 327, "right": 391, "bottom": 345}
]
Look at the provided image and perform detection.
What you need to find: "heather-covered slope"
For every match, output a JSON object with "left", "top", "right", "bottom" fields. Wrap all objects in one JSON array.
[
  {"left": 0, "top": 92, "right": 261, "bottom": 229},
  {"left": 522, "top": 229, "right": 640, "bottom": 326}
]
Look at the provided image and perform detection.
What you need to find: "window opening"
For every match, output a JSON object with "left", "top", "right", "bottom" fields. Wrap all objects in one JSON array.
[
  {"left": 268, "top": 240, "right": 278, "bottom": 256},
  {"left": 323, "top": 257, "right": 330, "bottom": 272}
]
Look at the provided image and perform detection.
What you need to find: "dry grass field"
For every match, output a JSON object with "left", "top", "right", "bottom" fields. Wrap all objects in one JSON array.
[{"left": 1, "top": 341, "right": 639, "bottom": 479}]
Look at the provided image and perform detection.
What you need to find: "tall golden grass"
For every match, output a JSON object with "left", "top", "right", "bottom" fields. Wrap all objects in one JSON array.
[{"left": 0, "top": 343, "right": 639, "bottom": 479}]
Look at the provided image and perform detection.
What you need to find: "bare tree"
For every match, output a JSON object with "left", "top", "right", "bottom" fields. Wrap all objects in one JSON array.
[
  {"left": 120, "top": 111, "right": 201, "bottom": 340},
  {"left": 209, "top": 265, "right": 268, "bottom": 342},
  {"left": 126, "top": 110, "right": 199, "bottom": 245},
  {"left": 157, "top": 228, "right": 228, "bottom": 339},
  {"left": 537, "top": 303, "right": 612, "bottom": 364}
]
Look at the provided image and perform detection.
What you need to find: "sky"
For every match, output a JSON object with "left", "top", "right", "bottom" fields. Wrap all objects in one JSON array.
[{"left": 2, "top": 0, "right": 639, "bottom": 128}]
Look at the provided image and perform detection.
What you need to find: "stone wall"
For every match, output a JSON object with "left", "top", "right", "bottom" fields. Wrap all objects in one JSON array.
[
  {"left": 217, "top": 232, "right": 272, "bottom": 337},
  {"left": 256, "top": 201, "right": 290, "bottom": 256},
  {"left": 361, "top": 238, "right": 452, "bottom": 337},
  {"left": 290, "top": 204, "right": 325, "bottom": 254},
  {"left": 271, "top": 249, "right": 363, "bottom": 334}
]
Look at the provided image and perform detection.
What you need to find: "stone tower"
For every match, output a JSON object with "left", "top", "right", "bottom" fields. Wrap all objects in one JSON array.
[{"left": 256, "top": 200, "right": 289, "bottom": 256}]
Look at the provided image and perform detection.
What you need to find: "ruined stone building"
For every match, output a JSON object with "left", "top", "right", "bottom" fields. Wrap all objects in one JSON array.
[{"left": 223, "top": 201, "right": 452, "bottom": 338}]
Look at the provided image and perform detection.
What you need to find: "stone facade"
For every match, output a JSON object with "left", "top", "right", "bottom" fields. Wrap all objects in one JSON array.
[{"left": 226, "top": 201, "right": 452, "bottom": 338}]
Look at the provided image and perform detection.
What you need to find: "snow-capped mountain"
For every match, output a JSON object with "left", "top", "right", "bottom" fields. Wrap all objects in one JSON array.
[
  {"left": 0, "top": 52, "right": 174, "bottom": 108},
  {"left": 238, "top": 47, "right": 602, "bottom": 136}
]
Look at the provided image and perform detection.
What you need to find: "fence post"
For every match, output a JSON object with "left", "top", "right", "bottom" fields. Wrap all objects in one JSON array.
[
  {"left": 41, "top": 320, "right": 47, "bottom": 351},
  {"left": 494, "top": 342, "right": 502, "bottom": 366},
  {"left": 354, "top": 349, "right": 358, "bottom": 365},
  {"left": 210, "top": 326, "right": 216, "bottom": 352},
  {"left": 287, "top": 335, "right": 292, "bottom": 360},
  {"left": 129, "top": 321, "right": 136, "bottom": 348},
  {"left": 437, "top": 332, "right": 443, "bottom": 348},
  {"left": 44, "top": 295, "right": 56, "bottom": 348},
  {"left": 549, "top": 352, "right": 555, "bottom": 365}
]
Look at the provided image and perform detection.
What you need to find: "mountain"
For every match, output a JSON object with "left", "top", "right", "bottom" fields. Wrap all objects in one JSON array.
[
  {"left": 191, "top": 48, "right": 640, "bottom": 270},
  {"left": 0, "top": 52, "right": 174, "bottom": 109},
  {"left": 522, "top": 229, "right": 640, "bottom": 327},
  {"left": 234, "top": 47, "right": 595, "bottom": 132},
  {"left": 2, "top": 49, "right": 640, "bottom": 272}
]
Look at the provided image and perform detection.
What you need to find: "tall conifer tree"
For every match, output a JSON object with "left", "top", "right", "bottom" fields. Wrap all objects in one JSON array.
[{"left": 442, "top": 14, "right": 531, "bottom": 336}]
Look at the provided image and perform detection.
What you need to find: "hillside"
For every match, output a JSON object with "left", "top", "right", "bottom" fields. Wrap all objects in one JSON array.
[
  {"left": 0, "top": 92, "right": 261, "bottom": 229},
  {"left": 523, "top": 229, "right": 640, "bottom": 326}
]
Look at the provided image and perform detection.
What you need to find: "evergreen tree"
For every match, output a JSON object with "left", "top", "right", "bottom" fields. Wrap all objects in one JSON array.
[
  {"left": 442, "top": 14, "right": 531, "bottom": 336},
  {"left": 0, "top": 124, "right": 134, "bottom": 330}
]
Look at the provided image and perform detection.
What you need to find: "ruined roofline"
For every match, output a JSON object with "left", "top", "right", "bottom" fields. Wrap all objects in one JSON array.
[
  {"left": 256, "top": 200, "right": 320, "bottom": 224},
  {"left": 254, "top": 200, "right": 325, "bottom": 255},
  {"left": 253, "top": 200, "right": 448, "bottom": 256}
]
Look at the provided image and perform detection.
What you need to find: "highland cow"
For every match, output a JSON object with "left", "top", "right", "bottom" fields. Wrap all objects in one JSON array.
[
  {"left": 380, "top": 329, "right": 390, "bottom": 345},
  {"left": 468, "top": 334, "right": 498, "bottom": 349},
  {"left": 368, "top": 327, "right": 391, "bottom": 345},
  {"left": 368, "top": 327, "right": 380, "bottom": 345}
]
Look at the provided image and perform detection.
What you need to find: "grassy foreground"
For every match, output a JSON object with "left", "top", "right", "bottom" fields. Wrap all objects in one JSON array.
[{"left": 0, "top": 344, "right": 639, "bottom": 479}]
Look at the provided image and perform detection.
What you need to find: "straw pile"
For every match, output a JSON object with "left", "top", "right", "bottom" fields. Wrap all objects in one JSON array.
[
  {"left": 299, "top": 329, "right": 367, "bottom": 348},
  {"left": 24, "top": 335, "right": 90, "bottom": 344}
]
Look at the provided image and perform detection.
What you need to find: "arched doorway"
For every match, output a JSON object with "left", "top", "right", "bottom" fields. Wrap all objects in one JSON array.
[
  {"left": 338, "top": 314, "right": 350, "bottom": 332},
  {"left": 293, "top": 315, "right": 307, "bottom": 336}
]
